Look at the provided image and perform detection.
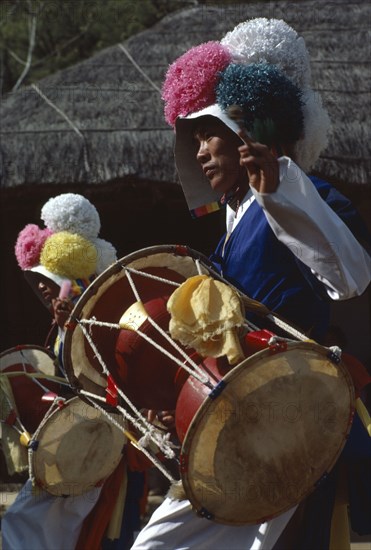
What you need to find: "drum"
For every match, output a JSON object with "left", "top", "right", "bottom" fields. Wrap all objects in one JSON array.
[
  {"left": 0, "top": 345, "right": 61, "bottom": 475},
  {"left": 29, "top": 396, "right": 126, "bottom": 496},
  {"left": 63, "top": 245, "right": 222, "bottom": 410},
  {"left": 63, "top": 245, "right": 355, "bottom": 524},
  {"left": 0, "top": 345, "right": 60, "bottom": 434},
  {"left": 177, "top": 341, "right": 355, "bottom": 525}
]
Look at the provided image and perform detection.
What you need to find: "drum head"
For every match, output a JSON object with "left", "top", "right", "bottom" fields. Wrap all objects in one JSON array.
[
  {"left": 180, "top": 342, "right": 355, "bottom": 525},
  {"left": 0, "top": 345, "right": 56, "bottom": 376},
  {"left": 63, "top": 245, "right": 214, "bottom": 410},
  {"left": 0, "top": 345, "right": 58, "bottom": 432},
  {"left": 31, "top": 397, "right": 126, "bottom": 496}
]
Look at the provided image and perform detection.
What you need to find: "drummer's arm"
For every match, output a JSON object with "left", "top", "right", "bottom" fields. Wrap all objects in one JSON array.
[{"left": 239, "top": 146, "right": 370, "bottom": 299}]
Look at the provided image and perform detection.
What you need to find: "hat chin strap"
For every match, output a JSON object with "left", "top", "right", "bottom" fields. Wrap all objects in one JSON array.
[
  {"left": 221, "top": 184, "right": 239, "bottom": 207},
  {"left": 220, "top": 178, "right": 251, "bottom": 213}
]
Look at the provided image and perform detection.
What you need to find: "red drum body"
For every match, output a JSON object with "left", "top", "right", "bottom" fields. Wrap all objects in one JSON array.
[
  {"left": 0, "top": 345, "right": 59, "bottom": 433},
  {"left": 114, "top": 296, "right": 188, "bottom": 410},
  {"left": 175, "top": 355, "right": 230, "bottom": 442},
  {"left": 175, "top": 330, "right": 278, "bottom": 441},
  {"left": 176, "top": 342, "right": 355, "bottom": 525}
]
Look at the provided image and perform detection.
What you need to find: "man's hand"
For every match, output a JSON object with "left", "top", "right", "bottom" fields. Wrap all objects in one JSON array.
[
  {"left": 147, "top": 409, "right": 176, "bottom": 430},
  {"left": 238, "top": 130, "right": 279, "bottom": 194}
]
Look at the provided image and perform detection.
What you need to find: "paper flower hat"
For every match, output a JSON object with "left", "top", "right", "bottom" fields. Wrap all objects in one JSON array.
[
  {"left": 15, "top": 193, "right": 117, "bottom": 308},
  {"left": 162, "top": 18, "right": 331, "bottom": 217}
]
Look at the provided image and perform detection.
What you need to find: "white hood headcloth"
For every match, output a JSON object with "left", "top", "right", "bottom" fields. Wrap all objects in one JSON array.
[
  {"left": 175, "top": 105, "right": 240, "bottom": 217},
  {"left": 23, "top": 266, "right": 66, "bottom": 311}
]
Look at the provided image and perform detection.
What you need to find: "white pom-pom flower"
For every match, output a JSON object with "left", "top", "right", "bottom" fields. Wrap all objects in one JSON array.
[
  {"left": 41, "top": 193, "right": 100, "bottom": 239},
  {"left": 221, "top": 18, "right": 312, "bottom": 89},
  {"left": 294, "top": 89, "right": 331, "bottom": 171},
  {"left": 221, "top": 18, "right": 330, "bottom": 169},
  {"left": 92, "top": 238, "right": 117, "bottom": 274}
]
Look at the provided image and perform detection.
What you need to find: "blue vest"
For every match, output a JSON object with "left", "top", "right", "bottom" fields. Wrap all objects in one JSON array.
[{"left": 210, "top": 176, "right": 369, "bottom": 341}]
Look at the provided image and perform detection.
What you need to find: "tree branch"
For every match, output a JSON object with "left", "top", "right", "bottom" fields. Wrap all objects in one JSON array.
[
  {"left": 12, "top": 5, "right": 37, "bottom": 91},
  {"left": 7, "top": 49, "right": 27, "bottom": 66}
]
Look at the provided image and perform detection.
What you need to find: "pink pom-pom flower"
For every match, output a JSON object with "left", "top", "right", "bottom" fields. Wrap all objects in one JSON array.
[
  {"left": 15, "top": 224, "right": 53, "bottom": 270},
  {"left": 162, "top": 41, "right": 231, "bottom": 126}
]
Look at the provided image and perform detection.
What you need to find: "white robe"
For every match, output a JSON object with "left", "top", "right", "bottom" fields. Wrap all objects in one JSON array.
[
  {"left": 131, "top": 498, "right": 296, "bottom": 550},
  {"left": 1, "top": 480, "right": 101, "bottom": 550}
]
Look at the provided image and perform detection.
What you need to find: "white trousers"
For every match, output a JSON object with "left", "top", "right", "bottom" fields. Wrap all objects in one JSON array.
[
  {"left": 1, "top": 479, "right": 101, "bottom": 550},
  {"left": 131, "top": 497, "right": 296, "bottom": 550}
]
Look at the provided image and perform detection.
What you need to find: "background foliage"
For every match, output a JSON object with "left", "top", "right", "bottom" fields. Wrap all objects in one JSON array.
[{"left": 0, "top": 0, "right": 270, "bottom": 95}]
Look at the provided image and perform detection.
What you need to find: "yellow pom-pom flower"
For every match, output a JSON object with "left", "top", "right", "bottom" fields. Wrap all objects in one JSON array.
[{"left": 40, "top": 231, "right": 97, "bottom": 280}]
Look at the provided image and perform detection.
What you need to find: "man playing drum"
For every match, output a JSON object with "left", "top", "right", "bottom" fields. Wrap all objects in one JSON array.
[
  {"left": 3, "top": 193, "right": 145, "bottom": 550},
  {"left": 132, "top": 18, "right": 371, "bottom": 550}
]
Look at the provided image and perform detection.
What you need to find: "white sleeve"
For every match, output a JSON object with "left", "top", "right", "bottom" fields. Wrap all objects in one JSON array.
[{"left": 250, "top": 157, "right": 371, "bottom": 300}]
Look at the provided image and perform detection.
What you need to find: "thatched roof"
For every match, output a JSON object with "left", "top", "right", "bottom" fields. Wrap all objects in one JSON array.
[{"left": 0, "top": 0, "right": 370, "bottom": 188}]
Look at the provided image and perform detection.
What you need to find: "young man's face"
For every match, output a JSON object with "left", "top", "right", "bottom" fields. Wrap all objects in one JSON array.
[
  {"left": 193, "top": 117, "right": 245, "bottom": 195},
  {"left": 37, "top": 280, "right": 60, "bottom": 307}
]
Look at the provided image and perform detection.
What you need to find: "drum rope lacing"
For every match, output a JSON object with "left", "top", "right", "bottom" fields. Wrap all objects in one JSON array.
[
  {"left": 0, "top": 371, "right": 67, "bottom": 384},
  {"left": 76, "top": 264, "right": 212, "bottom": 385},
  {"left": 79, "top": 317, "right": 210, "bottom": 386},
  {"left": 76, "top": 320, "right": 177, "bottom": 459},
  {"left": 0, "top": 391, "right": 28, "bottom": 436},
  {"left": 121, "top": 266, "right": 180, "bottom": 288},
  {"left": 241, "top": 316, "right": 308, "bottom": 342},
  {"left": 195, "top": 259, "right": 205, "bottom": 275},
  {"left": 78, "top": 387, "right": 178, "bottom": 462},
  {"left": 79, "top": 386, "right": 157, "bottom": 436},
  {"left": 19, "top": 349, "right": 70, "bottom": 390},
  {"left": 84, "top": 395, "right": 177, "bottom": 483},
  {"left": 71, "top": 259, "right": 218, "bottom": 463},
  {"left": 80, "top": 388, "right": 179, "bottom": 470},
  {"left": 267, "top": 317, "right": 308, "bottom": 341},
  {"left": 0, "top": 351, "right": 68, "bottom": 438},
  {"left": 123, "top": 266, "right": 212, "bottom": 385}
]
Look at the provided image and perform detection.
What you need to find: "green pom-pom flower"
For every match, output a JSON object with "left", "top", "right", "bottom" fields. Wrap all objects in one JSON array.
[{"left": 216, "top": 63, "right": 304, "bottom": 146}]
